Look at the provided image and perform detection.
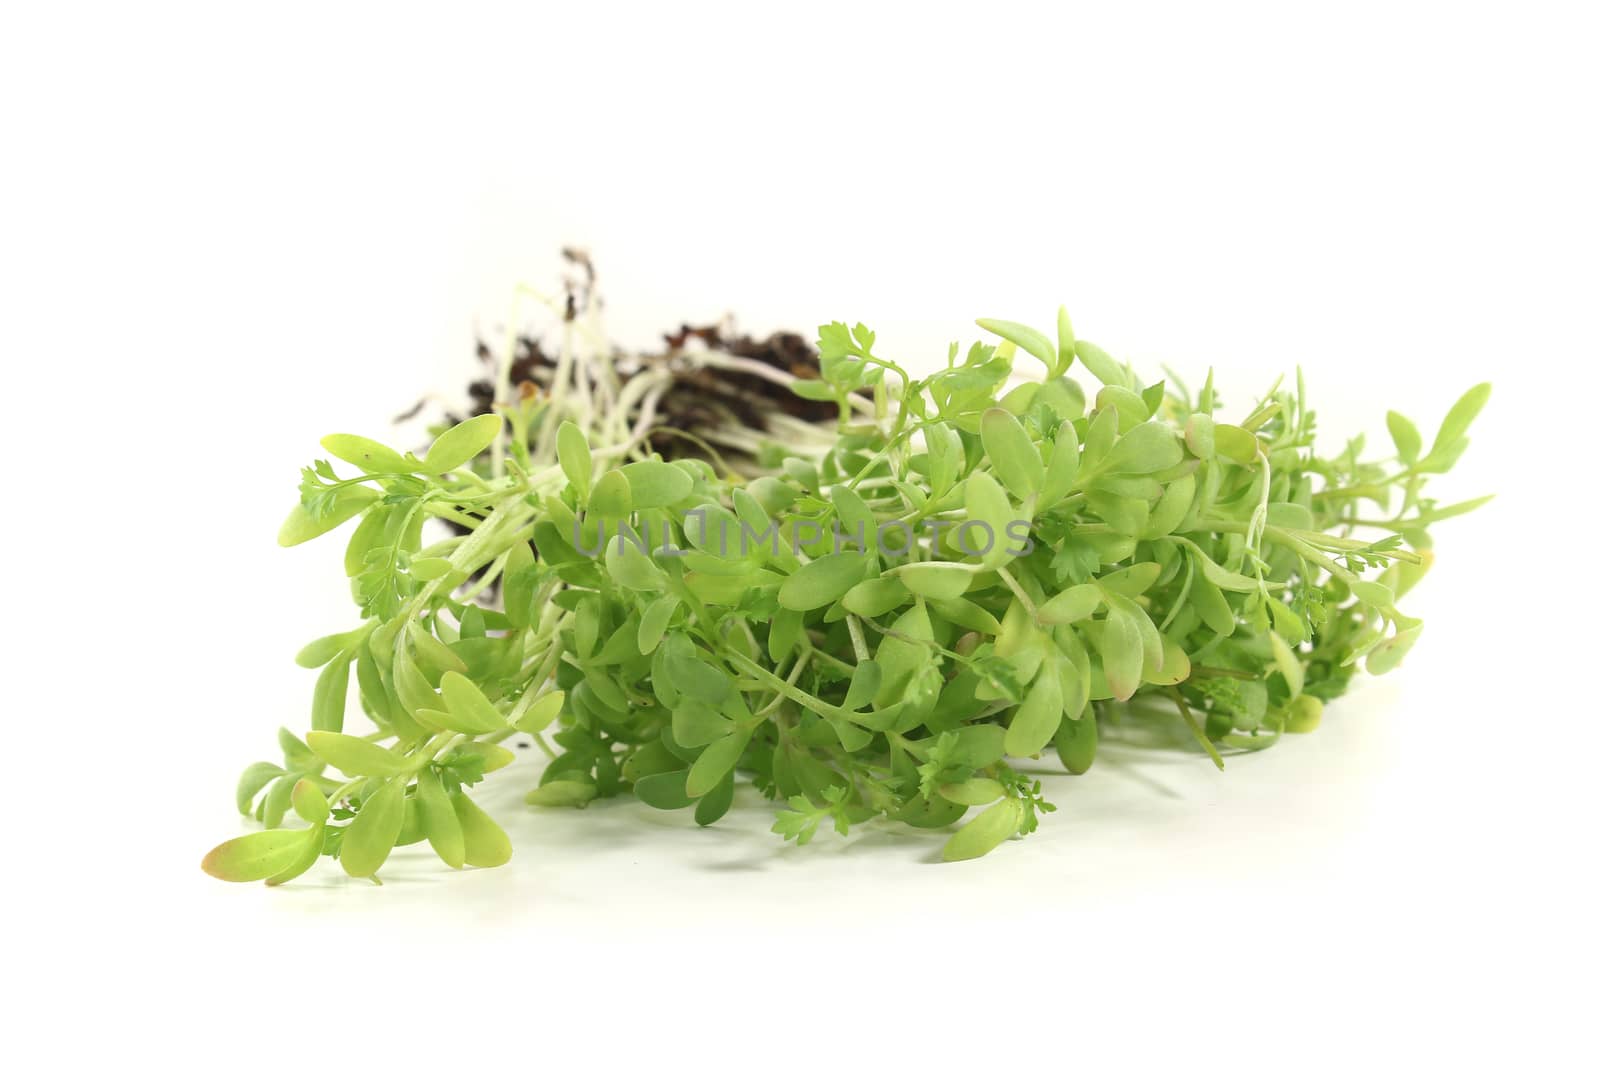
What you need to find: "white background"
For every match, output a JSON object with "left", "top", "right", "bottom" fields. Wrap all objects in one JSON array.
[{"left": 5, "top": 2, "right": 1597, "bottom": 1062}]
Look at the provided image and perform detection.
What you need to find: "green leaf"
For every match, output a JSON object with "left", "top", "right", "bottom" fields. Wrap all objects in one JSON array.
[
  {"left": 1038, "top": 419, "right": 1080, "bottom": 509},
  {"left": 687, "top": 732, "right": 749, "bottom": 798},
  {"left": 842, "top": 660, "right": 882, "bottom": 710},
  {"left": 1093, "top": 604, "right": 1143, "bottom": 701},
  {"left": 526, "top": 779, "right": 599, "bottom": 807},
  {"left": 202, "top": 828, "right": 317, "bottom": 883},
  {"left": 635, "top": 770, "right": 695, "bottom": 810},
  {"left": 694, "top": 774, "right": 736, "bottom": 826},
  {"left": 942, "top": 798, "right": 1024, "bottom": 862},
  {"left": 1423, "top": 494, "right": 1494, "bottom": 523},
  {"left": 605, "top": 531, "right": 663, "bottom": 591},
  {"left": 1432, "top": 382, "right": 1491, "bottom": 451},
  {"left": 1212, "top": 424, "right": 1260, "bottom": 465},
  {"left": 1055, "top": 710, "right": 1097, "bottom": 774},
  {"left": 1184, "top": 413, "right": 1215, "bottom": 460},
  {"left": 1037, "top": 585, "right": 1100, "bottom": 625},
  {"left": 1350, "top": 580, "right": 1395, "bottom": 608},
  {"left": 980, "top": 407, "right": 1043, "bottom": 499},
  {"left": 1269, "top": 630, "right": 1305, "bottom": 699},
  {"left": 894, "top": 561, "right": 974, "bottom": 600},
  {"left": 340, "top": 778, "right": 406, "bottom": 879},
  {"left": 841, "top": 576, "right": 909, "bottom": 618},
  {"left": 321, "top": 434, "right": 415, "bottom": 474},
  {"left": 417, "top": 766, "right": 465, "bottom": 869},
  {"left": 589, "top": 469, "right": 633, "bottom": 519},
  {"left": 290, "top": 779, "right": 330, "bottom": 823},
  {"left": 1006, "top": 655, "right": 1064, "bottom": 757},
  {"left": 514, "top": 689, "right": 565, "bottom": 734},
  {"left": 1106, "top": 422, "right": 1183, "bottom": 475},
  {"left": 310, "top": 652, "right": 352, "bottom": 733},
  {"left": 620, "top": 460, "right": 693, "bottom": 509},
  {"left": 294, "top": 628, "right": 361, "bottom": 668},
  {"left": 959, "top": 470, "right": 1014, "bottom": 571},
  {"left": 637, "top": 595, "right": 679, "bottom": 655},
  {"left": 440, "top": 671, "right": 509, "bottom": 733},
  {"left": 1386, "top": 411, "right": 1423, "bottom": 465},
  {"left": 1055, "top": 306, "right": 1076, "bottom": 373},
  {"left": 779, "top": 552, "right": 870, "bottom": 612},
  {"left": 305, "top": 731, "right": 408, "bottom": 777},
  {"left": 938, "top": 778, "right": 1006, "bottom": 806},
  {"left": 453, "top": 792, "right": 512, "bottom": 867},
  {"left": 426, "top": 413, "right": 502, "bottom": 474},
  {"left": 277, "top": 486, "right": 378, "bottom": 547},
  {"left": 264, "top": 825, "right": 325, "bottom": 886},
  {"left": 1073, "top": 341, "right": 1132, "bottom": 390},
  {"left": 236, "top": 762, "right": 283, "bottom": 815},
  {"left": 976, "top": 318, "right": 1055, "bottom": 375},
  {"left": 556, "top": 421, "right": 592, "bottom": 499},
  {"left": 408, "top": 621, "right": 469, "bottom": 675}
]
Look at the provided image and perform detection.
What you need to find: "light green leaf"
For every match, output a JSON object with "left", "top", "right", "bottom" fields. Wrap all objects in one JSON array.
[
  {"left": 1006, "top": 654, "right": 1064, "bottom": 757},
  {"left": 1106, "top": 422, "right": 1183, "bottom": 475},
  {"left": 589, "top": 469, "right": 633, "bottom": 519},
  {"left": 277, "top": 487, "right": 379, "bottom": 547},
  {"left": 894, "top": 562, "right": 974, "bottom": 600},
  {"left": 779, "top": 552, "right": 870, "bottom": 612},
  {"left": 960, "top": 470, "right": 1014, "bottom": 571},
  {"left": 1386, "top": 411, "right": 1423, "bottom": 465},
  {"left": 976, "top": 318, "right": 1056, "bottom": 375},
  {"left": 440, "top": 671, "right": 509, "bottom": 733},
  {"left": 556, "top": 421, "right": 592, "bottom": 498},
  {"left": 202, "top": 828, "right": 317, "bottom": 883},
  {"left": 687, "top": 732, "right": 749, "bottom": 798},
  {"left": 1350, "top": 580, "right": 1395, "bottom": 608},
  {"left": 515, "top": 689, "right": 565, "bottom": 734},
  {"left": 453, "top": 792, "right": 512, "bottom": 867},
  {"left": 236, "top": 762, "right": 283, "bottom": 816},
  {"left": 634, "top": 770, "right": 695, "bottom": 810},
  {"left": 425, "top": 414, "right": 503, "bottom": 474},
  {"left": 980, "top": 407, "right": 1043, "bottom": 499},
  {"left": 605, "top": 531, "right": 663, "bottom": 591},
  {"left": 1038, "top": 420, "right": 1080, "bottom": 509},
  {"left": 637, "top": 595, "right": 679, "bottom": 655},
  {"left": 1073, "top": 341, "right": 1132, "bottom": 390},
  {"left": 1055, "top": 306, "right": 1076, "bottom": 373},
  {"left": 942, "top": 798, "right": 1024, "bottom": 862},
  {"left": 620, "top": 460, "right": 693, "bottom": 509},
  {"left": 1037, "top": 585, "right": 1100, "bottom": 626},
  {"left": 1269, "top": 630, "right": 1305, "bottom": 699},
  {"left": 1432, "top": 382, "right": 1491, "bottom": 451},
  {"left": 416, "top": 766, "right": 465, "bottom": 869},
  {"left": 322, "top": 434, "right": 414, "bottom": 474},
  {"left": 1184, "top": 413, "right": 1215, "bottom": 460},
  {"left": 290, "top": 779, "right": 330, "bottom": 823},
  {"left": 938, "top": 778, "right": 1007, "bottom": 806},
  {"left": 305, "top": 731, "right": 408, "bottom": 778},
  {"left": 339, "top": 778, "right": 406, "bottom": 879}
]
